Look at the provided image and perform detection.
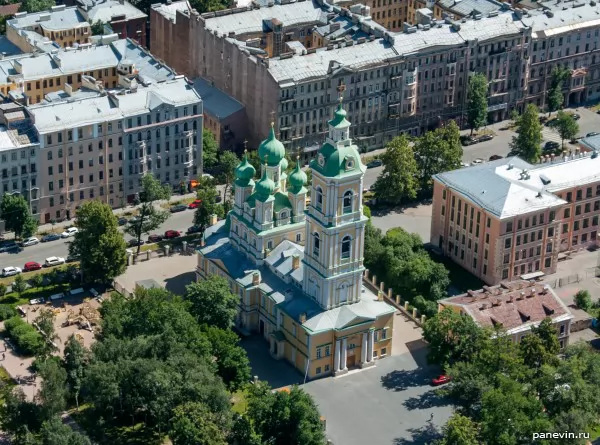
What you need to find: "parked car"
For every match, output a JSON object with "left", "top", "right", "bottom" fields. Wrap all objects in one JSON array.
[
  {"left": 478, "top": 134, "right": 494, "bottom": 142},
  {"left": 61, "top": 227, "right": 78, "bottom": 238},
  {"left": 489, "top": 154, "right": 504, "bottom": 161},
  {"left": 432, "top": 375, "right": 452, "bottom": 386},
  {"left": 586, "top": 132, "right": 599, "bottom": 137},
  {"left": 215, "top": 195, "right": 223, "bottom": 203},
  {"left": 170, "top": 204, "right": 187, "bottom": 213},
  {"left": 471, "top": 158, "right": 484, "bottom": 165},
  {"left": 186, "top": 226, "right": 202, "bottom": 235},
  {"left": 23, "top": 262, "right": 42, "bottom": 272},
  {"left": 544, "top": 141, "right": 560, "bottom": 151},
  {"left": 22, "top": 237, "right": 39, "bottom": 247},
  {"left": 461, "top": 136, "right": 478, "bottom": 146},
  {"left": 66, "top": 254, "right": 79, "bottom": 263},
  {"left": 118, "top": 217, "right": 129, "bottom": 226},
  {"left": 570, "top": 113, "right": 581, "bottom": 120},
  {"left": 127, "top": 239, "right": 146, "bottom": 247},
  {"left": 147, "top": 234, "right": 164, "bottom": 243},
  {"left": 188, "top": 199, "right": 202, "bottom": 209},
  {"left": 128, "top": 216, "right": 140, "bottom": 225},
  {"left": 366, "top": 159, "right": 383, "bottom": 169},
  {"left": 45, "top": 256, "right": 66, "bottom": 267},
  {"left": 164, "top": 230, "right": 181, "bottom": 239},
  {"left": 0, "top": 240, "right": 18, "bottom": 252},
  {"left": 41, "top": 233, "right": 61, "bottom": 242},
  {"left": 1, "top": 266, "right": 22, "bottom": 277}
]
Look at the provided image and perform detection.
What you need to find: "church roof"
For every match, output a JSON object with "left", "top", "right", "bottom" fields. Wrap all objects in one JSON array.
[
  {"left": 273, "top": 192, "right": 292, "bottom": 213},
  {"left": 258, "top": 124, "right": 285, "bottom": 167},
  {"left": 311, "top": 142, "right": 365, "bottom": 178}
]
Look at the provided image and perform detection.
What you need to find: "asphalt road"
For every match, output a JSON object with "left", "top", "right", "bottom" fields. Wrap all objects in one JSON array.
[{"left": 0, "top": 209, "right": 196, "bottom": 271}]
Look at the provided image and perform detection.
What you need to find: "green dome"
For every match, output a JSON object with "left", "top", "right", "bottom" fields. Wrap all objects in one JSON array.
[
  {"left": 234, "top": 152, "right": 256, "bottom": 186},
  {"left": 328, "top": 102, "right": 351, "bottom": 129},
  {"left": 311, "top": 142, "right": 364, "bottom": 178},
  {"left": 255, "top": 169, "right": 275, "bottom": 200},
  {"left": 258, "top": 124, "right": 285, "bottom": 166},
  {"left": 288, "top": 162, "right": 307, "bottom": 193},
  {"left": 280, "top": 157, "right": 288, "bottom": 171}
]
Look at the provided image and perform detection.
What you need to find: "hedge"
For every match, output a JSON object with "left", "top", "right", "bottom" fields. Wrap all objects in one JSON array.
[
  {"left": 3, "top": 316, "right": 44, "bottom": 356},
  {"left": 0, "top": 305, "right": 16, "bottom": 321}
]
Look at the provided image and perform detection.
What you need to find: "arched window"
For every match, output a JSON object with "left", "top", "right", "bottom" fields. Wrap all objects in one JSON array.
[
  {"left": 313, "top": 233, "right": 320, "bottom": 257},
  {"left": 341, "top": 236, "right": 351, "bottom": 260},
  {"left": 315, "top": 186, "right": 323, "bottom": 210},
  {"left": 343, "top": 191, "right": 353, "bottom": 214},
  {"left": 280, "top": 211, "right": 288, "bottom": 220}
]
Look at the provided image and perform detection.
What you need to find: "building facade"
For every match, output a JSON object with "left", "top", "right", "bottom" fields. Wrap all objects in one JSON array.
[
  {"left": 150, "top": 1, "right": 600, "bottom": 155},
  {"left": 439, "top": 279, "right": 574, "bottom": 349},
  {"left": 77, "top": 0, "right": 147, "bottom": 46},
  {"left": 196, "top": 102, "right": 395, "bottom": 380},
  {"left": 431, "top": 152, "right": 600, "bottom": 285},
  {"left": 29, "top": 76, "right": 203, "bottom": 223}
]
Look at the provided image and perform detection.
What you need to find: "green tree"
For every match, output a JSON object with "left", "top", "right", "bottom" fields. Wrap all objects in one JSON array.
[
  {"left": 90, "top": 20, "right": 104, "bottom": 36},
  {"left": 20, "top": 0, "right": 55, "bottom": 13},
  {"left": 0, "top": 193, "right": 38, "bottom": 240},
  {"left": 12, "top": 274, "right": 27, "bottom": 299},
  {"left": 423, "top": 307, "right": 486, "bottom": 367},
  {"left": 372, "top": 135, "right": 419, "bottom": 204},
  {"left": 34, "top": 308, "right": 59, "bottom": 359},
  {"left": 228, "top": 414, "right": 262, "bottom": 445},
  {"left": 36, "top": 359, "right": 68, "bottom": 419},
  {"left": 547, "top": 66, "right": 570, "bottom": 115},
  {"left": 29, "top": 273, "right": 44, "bottom": 289},
  {"left": 39, "top": 416, "right": 91, "bottom": 445},
  {"left": 184, "top": 276, "right": 238, "bottom": 330},
  {"left": 169, "top": 402, "right": 228, "bottom": 445},
  {"left": 193, "top": 183, "right": 219, "bottom": 239},
  {"left": 554, "top": 110, "right": 579, "bottom": 148},
  {"left": 413, "top": 121, "right": 463, "bottom": 194},
  {"left": 0, "top": 387, "right": 43, "bottom": 441},
  {"left": 247, "top": 382, "right": 326, "bottom": 445},
  {"left": 125, "top": 175, "right": 171, "bottom": 254},
  {"left": 510, "top": 104, "right": 543, "bottom": 162},
  {"left": 437, "top": 413, "right": 479, "bottom": 445},
  {"left": 69, "top": 201, "right": 127, "bottom": 284},
  {"left": 202, "top": 129, "right": 219, "bottom": 168},
  {"left": 203, "top": 326, "right": 251, "bottom": 391},
  {"left": 466, "top": 72, "right": 488, "bottom": 135},
  {"left": 218, "top": 151, "right": 239, "bottom": 203},
  {"left": 0, "top": 282, "right": 6, "bottom": 297},
  {"left": 509, "top": 109, "right": 520, "bottom": 127},
  {"left": 574, "top": 289, "right": 592, "bottom": 311},
  {"left": 63, "top": 335, "right": 88, "bottom": 410},
  {"left": 531, "top": 317, "right": 560, "bottom": 357}
]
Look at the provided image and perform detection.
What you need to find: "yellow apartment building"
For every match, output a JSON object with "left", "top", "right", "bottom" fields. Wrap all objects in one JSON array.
[{"left": 197, "top": 101, "right": 395, "bottom": 380}]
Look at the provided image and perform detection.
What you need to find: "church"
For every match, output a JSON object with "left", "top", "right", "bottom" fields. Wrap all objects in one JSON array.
[{"left": 196, "top": 100, "right": 395, "bottom": 380}]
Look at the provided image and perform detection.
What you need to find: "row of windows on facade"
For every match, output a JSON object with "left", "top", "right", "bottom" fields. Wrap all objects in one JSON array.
[
  {"left": 313, "top": 348, "right": 389, "bottom": 375},
  {"left": 557, "top": 186, "right": 600, "bottom": 203},
  {"left": 2, "top": 164, "right": 36, "bottom": 178},
  {"left": 26, "top": 70, "right": 116, "bottom": 92},
  {"left": 46, "top": 120, "right": 197, "bottom": 147},
  {"left": 532, "top": 30, "right": 599, "bottom": 52},
  {"left": 2, "top": 177, "right": 36, "bottom": 194},
  {"left": 500, "top": 257, "right": 552, "bottom": 280},
  {"left": 312, "top": 234, "right": 352, "bottom": 260},
  {"left": 313, "top": 189, "right": 354, "bottom": 214},
  {"left": 504, "top": 245, "right": 548, "bottom": 264},
  {"left": 0, "top": 148, "right": 36, "bottom": 162},
  {"left": 313, "top": 329, "right": 388, "bottom": 360}
]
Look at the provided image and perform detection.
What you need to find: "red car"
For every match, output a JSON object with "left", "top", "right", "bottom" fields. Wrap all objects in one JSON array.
[
  {"left": 188, "top": 199, "right": 202, "bottom": 209},
  {"left": 23, "top": 261, "right": 42, "bottom": 272},
  {"left": 164, "top": 230, "right": 181, "bottom": 239},
  {"left": 432, "top": 375, "right": 451, "bottom": 386}
]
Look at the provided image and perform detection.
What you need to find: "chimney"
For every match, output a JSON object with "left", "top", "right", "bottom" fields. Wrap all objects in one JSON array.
[
  {"left": 508, "top": 294, "right": 514, "bottom": 303},
  {"left": 518, "top": 291, "right": 525, "bottom": 300},
  {"left": 292, "top": 254, "right": 300, "bottom": 270},
  {"left": 65, "top": 83, "right": 73, "bottom": 97},
  {"left": 252, "top": 272, "right": 261, "bottom": 285},
  {"left": 299, "top": 313, "right": 307, "bottom": 324}
]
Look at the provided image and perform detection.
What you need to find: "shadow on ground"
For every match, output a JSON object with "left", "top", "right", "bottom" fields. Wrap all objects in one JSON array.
[
  {"left": 393, "top": 423, "right": 441, "bottom": 444},
  {"left": 371, "top": 200, "right": 431, "bottom": 218},
  {"left": 403, "top": 390, "right": 453, "bottom": 411},
  {"left": 164, "top": 271, "right": 196, "bottom": 295},
  {"left": 406, "top": 339, "right": 429, "bottom": 368},
  {"left": 240, "top": 335, "right": 302, "bottom": 389}
]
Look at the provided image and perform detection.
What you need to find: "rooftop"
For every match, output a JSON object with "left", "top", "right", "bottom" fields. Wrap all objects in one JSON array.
[
  {"left": 0, "top": 35, "right": 24, "bottom": 57},
  {"left": 151, "top": 0, "right": 189, "bottom": 23},
  {"left": 437, "top": 0, "right": 502, "bottom": 17},
  {"left": 440, "top": 280, "right": 573, "bottom": 333},
  {"left": 80, "top": 0, "right": 147, "bottom": 23},
  {"left": 9, "top": 6, "right": 88, "bottom": 32},
  {"left": 0, "top": 124, "right": 38, "bottom": 152},
  {"left": 521, "top": 2, "right": 600, "bottom": 37},
  {"left": 192, "top": 77, "right": 244, "bottom": 119},
  {"left": 0, "top": 3, "right": 21, "bottom": 17}
]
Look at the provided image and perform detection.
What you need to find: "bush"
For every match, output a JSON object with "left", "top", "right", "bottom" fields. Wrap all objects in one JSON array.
[
  {"left": 575, "top": 290, "right": 592, "bottom": 312},
  {"left": 0, "top": 304, "right": 16, "bottom": 321},
  {"left": 4, "top": 316, "right": 44, "bottom": 356}
]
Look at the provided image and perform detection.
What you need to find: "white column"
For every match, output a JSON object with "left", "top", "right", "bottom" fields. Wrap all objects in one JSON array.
[
  {"left": 361, "top": 332, "right": 368, "bottom": 363},
  {"left": 341, "top": 338, "right": 348, "bottom": 371},
  {"left": 334, "top": 340, "right": 341, "bottom": 372},
  {"left": 368, "top": 330, "right": 374, "bottom": 362}
]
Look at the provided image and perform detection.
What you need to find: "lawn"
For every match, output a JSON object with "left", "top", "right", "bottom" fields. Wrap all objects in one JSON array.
[
  {"left": 0, "top": 365, "right": 15, "bottom": 402},
  {"left": 588, "top": 424, "right": 600, "bottom": 441},
  {"left": 0, "top": 264, "right": 73, "bottom": 287},
  {"left": 0, "top": 282, "right": 73, "bottom": 308},
  {"left": 231, "top": 388, "right": 249, "bottom": 415}
]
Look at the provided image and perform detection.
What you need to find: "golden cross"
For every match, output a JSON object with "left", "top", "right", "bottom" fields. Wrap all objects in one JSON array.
[{"left": 269, "top": 110, "right": 276, "bottom": 125}]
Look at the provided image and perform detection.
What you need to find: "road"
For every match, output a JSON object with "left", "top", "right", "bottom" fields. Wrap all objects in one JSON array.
[{"left": 0, "top": 209, "right": 196, "bottom": 271}]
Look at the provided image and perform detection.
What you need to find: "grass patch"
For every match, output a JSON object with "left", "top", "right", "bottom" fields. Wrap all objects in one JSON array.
[
  {"left": 0, "top": 264, "right": 73, "bottom": 287},
  {"left": 71, "top": 405, "right": 166, "bottom": 445},
  {"left": 0, "top": 366, "right": 15, "bottom": 402},
  {"left": 0, "top": 282, "right": 72, "bottom": 308},
  {"left": 160, "top": 198, "right": 195, "bottom": 210},
  {"left": 588, "top": 424, "right": 600, "bottom": 441},
  {"left": 231, "top": 388, "right": 249, "bottom": 414}
]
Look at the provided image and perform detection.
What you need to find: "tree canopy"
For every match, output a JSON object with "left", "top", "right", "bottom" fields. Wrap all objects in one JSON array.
[
  {"left": 510, "top": 104, "right": 543, "bottom": 163},
  {"left": 466, "top": 73, "right": 488, "bottom": 135},
  {"left": 218, "top": 151, "right": 240, "bottom": 202},
  {"left": 193, "top": 181, "right": 219, "bottom": 239},
  {"left": 202, "top": 129, "right": 219, "bottom": 169},
  {"left": 554, "top": 111, "right": 579, "bottom": 148},
  {"left": 372, "top": 135, "right": 419, "bottom": 204},
  {"left": 184, "top": 275, "right": 238, "bottom": 330},
  {"left": 547, "top": 67, "right": 570, "bottom": 115},
  {"left": 0, "top": 193, "right": 38, "bottom": 239},
  {"left": 20, "top": 0, "right": 54, "bottom": 13}
]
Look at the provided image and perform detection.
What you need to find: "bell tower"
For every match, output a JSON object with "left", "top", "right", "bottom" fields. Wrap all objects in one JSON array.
[{"left": 302, "top": 96, "right": 367, "bottom": 310}]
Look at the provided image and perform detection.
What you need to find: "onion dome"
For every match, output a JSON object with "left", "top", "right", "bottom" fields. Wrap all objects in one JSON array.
[
  {"left": 280, "top": 157, "right": 289, "bottom": 171},
  {"left": 328, "top": 100, "right": 351, "bottom": 129},
  {"left": 258, "top": 123, "right": 285, "bottom": 166},
  {"left": 234, "top": 152, "right": 256, "bottom": 187},
  {"left": 288, "top": 161, "right": 307, "bottom": 194},
  {"left": 255, "top": 167, "right": 275, "bottom": 200}
]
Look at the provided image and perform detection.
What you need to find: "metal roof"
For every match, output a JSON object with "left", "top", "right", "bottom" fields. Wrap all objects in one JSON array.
[
  {"left": 192, "top": 77, "right": 244, "bottom": 119},
  {"left": 83, "top": 0, "right": 146, "bottom": 23},
  {"left": 151, "top": 1, "right": 189, "bottom": 23},
  {"left": 8, "top": 6, "right": 88, "bottom": 31},
  {"left": 437, "top": 0, "right": 502, "bottom": 17}
]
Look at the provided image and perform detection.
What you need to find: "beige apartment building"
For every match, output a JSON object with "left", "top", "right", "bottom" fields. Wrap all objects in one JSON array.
[
  {"left": 439, "top": 279, "right": 574, "bottom": 349},
  {"left": 150, "top": 0, "right": 600, "bottom": 155},
  {"left": 431, "top": 152, "right": 600, "bottom": 285}
]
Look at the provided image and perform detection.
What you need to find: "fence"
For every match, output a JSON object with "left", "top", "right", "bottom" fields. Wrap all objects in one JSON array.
[
  {"left": 362, "top": 269, "right": 426, "bottom": 327},
  {"left": 546, "top": 267, "right": 599, "bottom": 289}
]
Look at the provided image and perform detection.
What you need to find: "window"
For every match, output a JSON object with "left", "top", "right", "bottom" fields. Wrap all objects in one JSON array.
[
  {"left": 316, "top": 348, "right": 322, "bottom": 359},
  {"left": 313, "top": 233, "right": 320, "bottom": 257},
  {"left": 315, "top": 186, "right": 323, "bottom": 210},
  {"left": 316, "top": 367, "right": 322, "bottom": 374},
  {"left": 505, "top": 238, "right": 511, "bottom": 249},
  {"left": 325, "top": 345, "right": 330, "bottom": 356},
  {"left": 343, "top": 190, "right": 353, "bottom": 214},
  {"left": 341, "top": 236, "right": 351, "bottom": 260}
]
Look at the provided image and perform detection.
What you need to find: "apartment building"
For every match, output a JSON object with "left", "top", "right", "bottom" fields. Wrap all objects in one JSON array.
[
  {"left": 150, "top": 0, "right": 600, "bottom": 155},
  {"left": 334, "top": 0, "right": 409, "bottom": 31},
  {"left": 431, "top": 152, "right": 600, "bottom": 285},
  {"left": 77, "top": 0, "right": 147, "bottom": 46},
  {"left": 439, "top": 280, "right": 573, "bottom": 348},
  {"left": 0, "top": 37, "right": 175, "bottom": 105},
  {"left": 407, "top": 0, "right": 502, "bottom": 24},
  {"left": 0, "top": 102, "right": 40, "bottom": 215},
  {"left": 28, "top": 76, "right": 203, "bottom": 223},
  {"left": 7, "top": 5, "right": 91, "bottom": 53}
]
